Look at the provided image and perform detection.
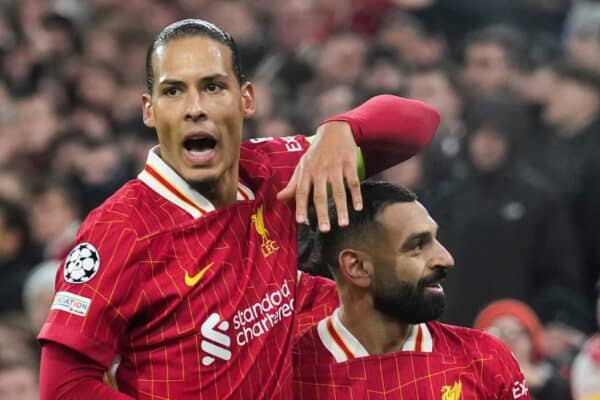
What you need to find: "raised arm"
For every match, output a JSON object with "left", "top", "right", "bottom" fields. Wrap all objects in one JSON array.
[{"left": 277, "top": 95, "right": 439, "bottom": 231}]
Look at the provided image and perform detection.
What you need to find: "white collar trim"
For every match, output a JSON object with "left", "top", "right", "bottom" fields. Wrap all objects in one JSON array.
[
  {"left": 317, "top": 308, "right": 433, "bottom": 362},
  {"left": 137, "top": 146, "right": 254, "bottom": 219}
]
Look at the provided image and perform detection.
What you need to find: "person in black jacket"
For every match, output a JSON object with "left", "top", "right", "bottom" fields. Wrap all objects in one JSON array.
[{"left": 425, "top": 91, "right": 584, "bottom": 327}]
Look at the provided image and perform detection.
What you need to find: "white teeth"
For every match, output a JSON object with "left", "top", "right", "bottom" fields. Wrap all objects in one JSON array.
[{"left": 189, "top": 149, "right": 211, "bottom": 155}]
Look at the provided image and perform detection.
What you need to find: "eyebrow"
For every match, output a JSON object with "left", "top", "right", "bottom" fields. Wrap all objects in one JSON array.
[
  {"left": 401, "top": 231, "right": 433, "bottom": 251},
  {"left": 158, "top": 74, "right": 229, "bottom": 86}
]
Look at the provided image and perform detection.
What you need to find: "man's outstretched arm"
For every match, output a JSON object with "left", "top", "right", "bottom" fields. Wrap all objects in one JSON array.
[{"left": 277, "top": 95, "right": 439, "bottom": 231}]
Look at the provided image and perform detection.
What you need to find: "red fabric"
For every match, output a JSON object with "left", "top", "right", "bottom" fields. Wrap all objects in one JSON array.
[
  {"left": 39, "top": 342, "right": 133, "bottom": 400},
  {"left": 294, "top": 272, "right": 339, "bottom": 340},
  {"left": 38, "top": 95, "right": 436, "bottom": 398},
  {"left": 322, "top": 95, "right": 440, "bottom": 176},
  {"left": 294, "top": 321, "right": 530, "bottom": 399}
]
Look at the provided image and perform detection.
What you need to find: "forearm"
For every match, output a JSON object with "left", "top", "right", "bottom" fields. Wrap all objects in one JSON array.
[
  {"left": 322, "top": 95, "right": 440, "bottom": 176},
  {"left": 40, "top": 342, "right": 134, "bottom": 400}
]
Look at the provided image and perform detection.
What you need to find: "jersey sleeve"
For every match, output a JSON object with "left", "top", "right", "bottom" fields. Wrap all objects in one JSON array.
[
  {"left": 294, "top": 271, "right": 339, "bottom": 340},
  {"left": 322, "top": 94, "right": 440, "bottom": 176},
  {"left": 244, "top": 135, "right": 311, "bottom": 187},
  {"left": 38, "top": 210, "right": 142, "bottom": 368},
  {"left": 244, "top": 95, "right": 439, "bottom": 185},
  {"left": 483, "top": 333, "right": 531, "bottom": 400},
  {"left": 40, "top": 342, "right": 134, "bottom": 400}
]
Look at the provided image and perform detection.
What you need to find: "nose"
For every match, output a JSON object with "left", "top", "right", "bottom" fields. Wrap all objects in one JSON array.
[
  {"left": 431, "top": 239, "right": 455, "bottom": 270},
  {"left": 185, "top": 89, "right": 206, "bottom": 122}
]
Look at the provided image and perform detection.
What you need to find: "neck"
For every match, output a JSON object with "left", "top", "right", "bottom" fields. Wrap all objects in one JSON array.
[
  {"left": 338, "top": 292, "right": 412, "bottom": 355},
  {"left": 193, "top": 169, "right": 240, "bottom": 209}
]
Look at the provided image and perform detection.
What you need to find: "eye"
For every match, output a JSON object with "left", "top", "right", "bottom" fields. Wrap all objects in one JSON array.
[
  {"left": 413, "top": 236, "right": 431, "bottom": 251},
  {"left": 206, "top": 82, "right": 223, "bottom": 93},
  {"left": 164, "top": 87, "right": 181, "bottom": 96}
]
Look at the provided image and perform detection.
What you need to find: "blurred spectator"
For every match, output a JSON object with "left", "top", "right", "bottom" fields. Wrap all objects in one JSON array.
[
  {"left": 531, "top": 60, "right": 600, "bottom": 304},
  {"left": 316, "top": 32, "right": 368, "bottom": 87},
  {"left": 474, "top": 299, "right": 571, "bottom": 400},
  {"left": 564, "top": 1, "right": 600, "bottom": 70},
  {"left": 207, "top": 0, "right": 269, "bottom": 76},
  {"left": 534, "top": 285, "right": 595, "bottom": 380},
  {"left": 73, "top": 61, "right": 123, "bottom": 120},
  {"left": 255, "top": 116, "right": 295, "bottom": 139},
  {"left": 22, "top": 259, "right": 60, "bottom": 337},
  {"left": 72, "top": 138, "right": 136, "bottom": 213},
  {"left": 0, "top": 168, "right": 28, "bottom": 204},
  {"left": 462, "top": 24, "right": 526, "bottom": 96},
  {"left": 376, "top": 11, "right": 446, "bottom": 67},
  {"left": 312, "top": 84, "right": 357, "bottom": 126},
  {"left": 381, "top": 154, "right": 427, "bottom": 194},
  {"left": 407, "top": 63, "right": 466, "bottom": 185},
  {"left": 116, "top": 119, "right": 157, "bottom": 172},
  {"left": 571, "top": 279, "right": 600, "bottom": 400},
  {"left": 0, "top": 198, "right": 41, "bottom": 314},
  {"left": 28, "top": 178, "right": 80, "bottom": 260},
  {"left": 358, "top": 45, "right": 408, "bottom": 97},
  {"left": 297, "top": 31, "right": 367, "bottom": 120},
  {"left": 16, "top": 95, "right": 62, "bottom": 171},
  {"left": 426, "top": 92, "right": 583, "bottom": 327},
  {"left": 0, "top": 359, "right": 39, "bottom": 400}
]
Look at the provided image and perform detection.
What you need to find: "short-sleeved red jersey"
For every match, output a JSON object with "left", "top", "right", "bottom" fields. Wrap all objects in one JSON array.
[
  {"left": 39, "top": 95, "right": 441, "bottom": 399},
  {"left": 39, "top": 136, "right": 324, "bottom": 399},
  {"left": 294, "top": 309, "right": 531, "bottom": 400}
]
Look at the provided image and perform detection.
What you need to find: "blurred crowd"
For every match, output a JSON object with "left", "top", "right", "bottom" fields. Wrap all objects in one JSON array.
[{"left": 0, "top": 0, "right": 599, "bottom": 398}]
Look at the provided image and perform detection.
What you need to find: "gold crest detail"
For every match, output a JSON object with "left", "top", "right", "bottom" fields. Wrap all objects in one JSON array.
[
  {"left": 441, "top": 381, "right": 462, "bottom": 400},
  {"left": 252, "top": 205, "right": 279, "bottom": 257}
]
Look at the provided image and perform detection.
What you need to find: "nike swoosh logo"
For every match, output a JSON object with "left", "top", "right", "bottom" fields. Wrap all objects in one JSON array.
[{"left": 185, "top": 262, "right": 213, "bottom": 287}]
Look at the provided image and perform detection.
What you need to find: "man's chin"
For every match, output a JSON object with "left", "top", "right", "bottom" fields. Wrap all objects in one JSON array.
[{"left": 187, "top": 178, "right": 219, "bottom": 194}]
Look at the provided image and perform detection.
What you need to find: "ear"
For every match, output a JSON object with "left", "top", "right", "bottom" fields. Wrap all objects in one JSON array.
[
  {"left": 338, "top": 248, "right": 372, "bottom": 288},
  {"left": 142, "top": 93, "right": 155, "bottom": 128},
  {"left": 240, "top": 82, "right": 256, "bottom": 118}
]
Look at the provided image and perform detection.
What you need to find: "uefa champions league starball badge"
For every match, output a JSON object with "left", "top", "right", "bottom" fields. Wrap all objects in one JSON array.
[{"left": 64, "top": 243, "right": 101, "bottom": 284}]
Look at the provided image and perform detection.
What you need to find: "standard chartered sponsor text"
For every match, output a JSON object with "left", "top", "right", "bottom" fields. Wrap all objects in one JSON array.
[{"left": 233, "top": 280, "right": 294, "bottom": 346}]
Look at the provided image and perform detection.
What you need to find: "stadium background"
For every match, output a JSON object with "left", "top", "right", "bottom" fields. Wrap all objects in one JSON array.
[{"left": 0, "top": 0, "right": 598, "bottom": 398}]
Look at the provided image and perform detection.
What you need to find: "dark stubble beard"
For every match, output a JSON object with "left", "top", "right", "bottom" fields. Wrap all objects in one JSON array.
[
  {"left": 372, "top": 269, "right": 447, "bottom": 324},
  {"left": 189, "top": 179, "right": 219, "bottom": 195}
]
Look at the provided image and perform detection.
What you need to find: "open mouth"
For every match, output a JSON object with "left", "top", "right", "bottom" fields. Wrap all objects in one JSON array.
[
  {"left": 183, "top": 136, "right": 217, "bottom": 164},
  {"left": 184, "top": 137, "right": 217, "bottom": 153}
]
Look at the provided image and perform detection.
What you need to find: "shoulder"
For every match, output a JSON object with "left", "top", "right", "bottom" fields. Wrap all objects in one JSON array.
[
  {"left": 78, "top": 179, "right": 154, "bottom": 238},
  {"left": 430, "top": 322, "right": 515, "bottom": 357},
  {"left": 243, "top": 135, "right": 309, "bottom": 151},
  {"left": 293, "top": 318, "right": 333, "bottom": 365}
]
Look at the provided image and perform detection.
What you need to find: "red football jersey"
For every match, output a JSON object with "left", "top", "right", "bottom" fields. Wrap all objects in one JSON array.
[
  {"left": 39, "top": 136, "right": 333, "bottom": 399},
  {"left": 294, "top": 309, "right": 531, "bottom": 400},
  {"left": 294, "top": 271, "right": 339, "bottom": 340}
]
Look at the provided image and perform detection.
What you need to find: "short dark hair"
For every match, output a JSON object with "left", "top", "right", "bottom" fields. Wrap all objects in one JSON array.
[
  {"left": 145, "top": 19, "right": 245, "bottom": 93},
  {"left": 0, "top": 197, "right": 30, "bottom": 254},
  {"left": 410, "top": 62, "right": 462, "bottom": 95},
  {"left": 464, "top": 91, "right": 529, "bottom": 144},
  {"left": 464, "top": 24, "right": 526, "bottom": 68},
  {"left": 317, "top": 181, "right": 417, "bottom": 277}
]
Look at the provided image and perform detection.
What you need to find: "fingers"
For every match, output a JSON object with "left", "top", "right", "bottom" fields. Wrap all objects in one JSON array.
[
  {"left": 312, "top": 173, "right": 331, "bottom": 232},
  {"left": 278, "top": 159, "right": 362, "bottom": 231},
  {"left": 343, "top": 162, "right": 362, "bottom": 211},
  {"left": 293, "top": 167, "right": 311, "bottom": 224},
  {"left": 329, "top": 168, "right": 348, "bottom": 228}
]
